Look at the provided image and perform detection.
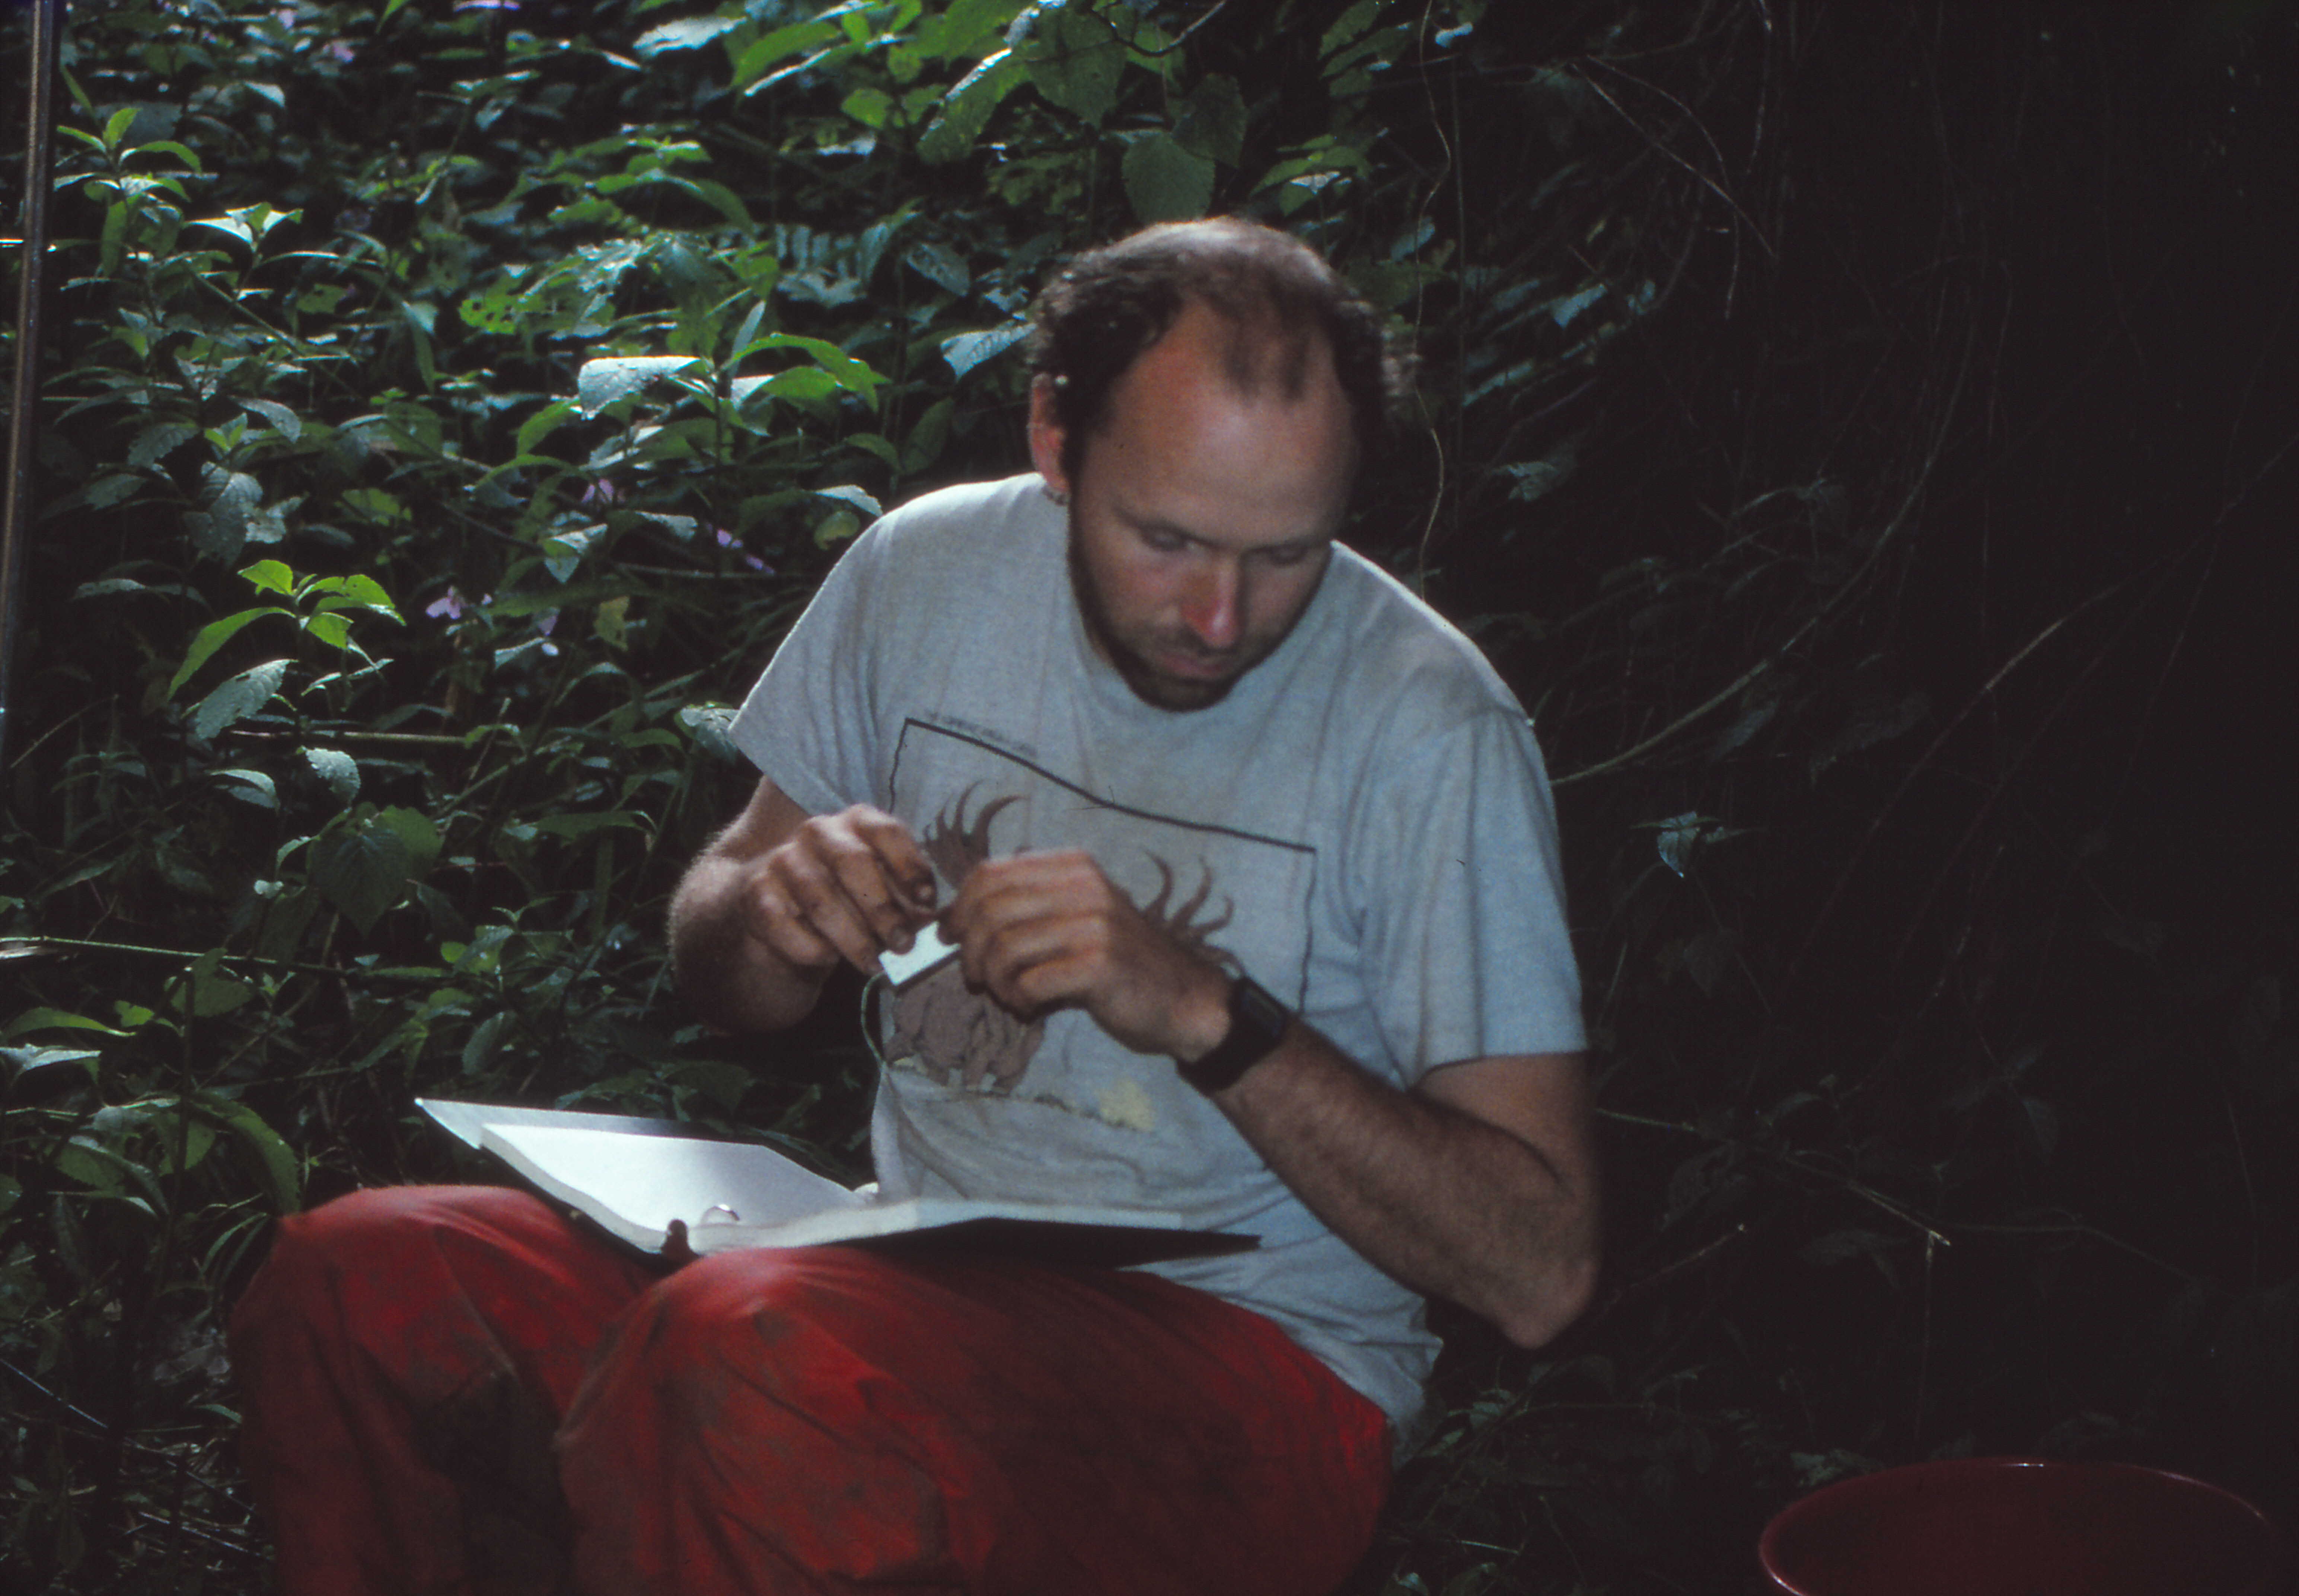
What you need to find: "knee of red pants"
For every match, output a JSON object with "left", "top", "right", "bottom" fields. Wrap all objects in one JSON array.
[
  {"left": 558, "top": 1248, "right": 987, "bottom": 1594},
  {"left": 232, "top": 1184, "right": 653, "bottom": 1412},
  {"left": 557, "top": 1249, "right": 1391, "bottom": 1596},
  {"left": 231, "top": 1187, "right": 665, "bottom": 1596}
]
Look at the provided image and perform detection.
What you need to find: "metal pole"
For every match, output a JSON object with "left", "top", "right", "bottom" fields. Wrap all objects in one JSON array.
[{"left": 0, "top": 0, "right": 65, "bottom": 779}]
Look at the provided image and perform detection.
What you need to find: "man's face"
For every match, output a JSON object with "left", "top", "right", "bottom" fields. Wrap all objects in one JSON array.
[{"left": 1032, "top": 306, "right": 1356, "bottom": 712}]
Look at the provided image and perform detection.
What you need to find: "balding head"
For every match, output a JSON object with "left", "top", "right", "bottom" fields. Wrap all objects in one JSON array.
[{"left": 1026, "top": 218, "right": 1412, "bottom": 484}]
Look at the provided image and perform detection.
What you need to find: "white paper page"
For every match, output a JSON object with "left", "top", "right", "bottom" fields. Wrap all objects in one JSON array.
[
  {"left": 417, "top": 1097, "right": 691, "bottom": 1151},
  {"left": 481, "top": 1123, "right": 866, "bottom": 1248}
]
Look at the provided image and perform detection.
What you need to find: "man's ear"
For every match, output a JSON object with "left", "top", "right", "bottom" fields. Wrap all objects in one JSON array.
[{"left": 1027, "top": 373, "right": 1071, "bottom": 501}]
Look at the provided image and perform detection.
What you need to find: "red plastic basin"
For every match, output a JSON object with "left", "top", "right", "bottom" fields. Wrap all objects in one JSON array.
[{"left": 1760, "top": 1456, "right": 2291, "bottom": 1596}]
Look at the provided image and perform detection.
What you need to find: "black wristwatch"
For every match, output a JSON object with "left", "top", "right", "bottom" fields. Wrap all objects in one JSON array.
[{"left": 1176, "top": 977, "right": 1291, "bottom": 1095}]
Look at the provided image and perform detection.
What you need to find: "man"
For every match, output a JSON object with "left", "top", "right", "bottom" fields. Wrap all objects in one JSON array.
[{"left": 229, "top": 218, "right": 1597, "bottom": 1596}]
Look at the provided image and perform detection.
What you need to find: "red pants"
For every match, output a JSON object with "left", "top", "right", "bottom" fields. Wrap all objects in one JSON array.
[{"left": 228, "top": 1186, "right": 1389, "bottom": 1596}]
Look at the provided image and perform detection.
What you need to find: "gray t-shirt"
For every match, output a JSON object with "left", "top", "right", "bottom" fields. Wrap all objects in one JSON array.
[{"left": 729, "top": 473, "right": 1584, "bottom": 1442}]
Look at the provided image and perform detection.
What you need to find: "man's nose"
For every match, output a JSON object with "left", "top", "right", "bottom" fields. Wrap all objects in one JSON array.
[{"left": 1180, "top": 559, "right": 1243, "bottom": 649}]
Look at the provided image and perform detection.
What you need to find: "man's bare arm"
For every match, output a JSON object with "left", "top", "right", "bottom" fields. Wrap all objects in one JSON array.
[
  {"left": 669, "top": 775, "right": 937, "bottom": 1034},
  {"left": 1212, "top": 1043, "right": 1599, "bottom": 1349},
  {"left": 946, "top": 848, "right": 1601, "bottom": 1347}
]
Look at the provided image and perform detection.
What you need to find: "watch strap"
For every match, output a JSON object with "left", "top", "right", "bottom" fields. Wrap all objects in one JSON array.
[{"left": 1177, "top": 977, "right": 1290, "bottom": 1094}]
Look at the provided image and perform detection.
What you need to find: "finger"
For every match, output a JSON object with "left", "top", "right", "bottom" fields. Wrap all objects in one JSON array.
[
  {"left": 768, "top": 845, "right": 901, "bottom": 973},
  {"left": 807, "top": 817, "right": 937, "bottom": 955},
  {"left": 951, "top": 850, "right": 1106, "bottom": 942},
  {"left": 972, "top": 906, "right": 1119, "bottom": 1014},
  {"left": 847, "top": 809, "right": 941, "bottom": 912}
]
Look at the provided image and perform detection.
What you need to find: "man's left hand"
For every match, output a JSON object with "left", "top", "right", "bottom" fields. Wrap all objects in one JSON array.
[{"left": 943, "top": 850, "right": 1231, "bottom": 1060}]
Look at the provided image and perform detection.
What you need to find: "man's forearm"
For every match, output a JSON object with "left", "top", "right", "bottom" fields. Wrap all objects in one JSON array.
[{"left": 1206, "top": 1030, "right": 1600, "bottom": 1350}]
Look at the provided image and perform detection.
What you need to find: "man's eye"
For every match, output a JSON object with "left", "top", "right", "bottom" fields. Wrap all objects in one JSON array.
[
  {"left": 1256, "top": 544, "right": 1316, "bottom": 568},
  {"left": 1141, "top": 528, "right": 1188, "bottom": 553}
]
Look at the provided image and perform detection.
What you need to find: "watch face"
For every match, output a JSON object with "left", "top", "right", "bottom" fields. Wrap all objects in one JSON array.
[{"left": 1235, "top": 978, "right": 1289, "bottom": 1042}]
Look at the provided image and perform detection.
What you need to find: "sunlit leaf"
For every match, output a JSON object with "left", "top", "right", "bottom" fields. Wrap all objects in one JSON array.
[
  {"left": 304, "top": 746, "right": 360, "bottom": 802},
  {"left": 576, "top": 355, "right": 709, "bottom": 418},
  {"left": 242, "top": 559, "right": 296, "bottom": 596},
  {"left": 919, "top": 48, "right": 1028, "bottom": 163},
  {"left": 192, "top": 658, "right": 288, "bottom": 741},
  {"left": 940, "top": 322, "right": 1030, "bottom": 378},
  {"left": 634, "top": 15, "right": 743, "bottom": 55}
]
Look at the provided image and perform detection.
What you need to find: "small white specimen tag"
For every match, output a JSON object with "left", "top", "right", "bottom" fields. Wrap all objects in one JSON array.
[{"left": 878, "top": 920, "right": 959, "bottom": 988}]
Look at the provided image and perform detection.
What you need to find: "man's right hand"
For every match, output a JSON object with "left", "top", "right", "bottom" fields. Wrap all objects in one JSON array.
[
  {"left": 746, "top": 803, "right": 940, "bottom": 976},
  {"left": 669, "top": 777, "right": 937, "bottom": 1033}
]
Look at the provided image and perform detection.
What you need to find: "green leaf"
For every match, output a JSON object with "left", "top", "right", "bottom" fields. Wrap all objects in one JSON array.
[
  {"left": 917, "top": 0, "right": 1030, "bottom": 60},
  {"left": 844, "top": 87, "right": 896, "bottom": 128},
  {"left": 376, "top": 807, "right": 442, "bottom": 872},
  {"left": 192, "top": 659, "right": 289, "bottom": 741},
  {"left": 1173, "top": 74, "right": 1247, "bottom": 165},
  {"left": 128, "top": 421, "right": 198, "bottom": 470},
  {"left": 919, "top": 48, "right": 1029, "bottom": 163},
  {"left": 905, "top": 239, "right": 971, "bottom": 295},
  {"left": 729, "top": 332, "right": 886, "bottom": 395},
  {"left": 213, "top": 1098, "right": 301, "bottom": 1214},
  {"left": 517, "top": 398, "right": 580, "bottom": 458},
  {"left": 1123, "top": 134, "right": 1214, "bottom": 224},
  {"left": 304, "top": 747, "right": 361, "bottom": 802},
  {"left": 634, "top": 15, "right": 744, "bottom": 55},
  {"left": 190, "top": 213, "right": 254, "bottom": 248},
  {"left": 940, "top": 322, "right": 1030, "bottom": 378},
  {"left": 3, "top": 1008, "right": 133, "bottom": 1040},
  {"left": 311, "top": 818, "right": 414, "bottom": 933},
  {"left": 594, "top": 594, "right": 630, "bottom": 649},
  {"left": 170, "top": 608, "right": 289, "bottom": 697},
  {"left": 462, "top": 1011, "right": 510, "bottom": 1074},
  {"left": 543, "top": 524, "right": 604, "bottom": 582},
  {"left": 55, "top": 1135, "right": 137, "bottom": 1195},
  {"left": 159, "top": 1114, "right": 220, "bottom": 1174},
  {"left": 242, "top": 559, "right": 297, "bottom": 596},
  {"left": 1025, "top": 5, "right": 1126, "bottom": 124},
  {"left": 189, "top": 469, "right": 265, "bottom": 562},
  {"left": 731, "top": 17, "right": 842, "bottom": 89},
  {"left": 309, "top": 574, "right": 402, "bottom": 621},
  {"left": 577, "top": 355, "right": 709, "bottom": 418},
  {"left": 240, "top": 397, "right": 303, "bottom": 441},
  {"left": 811, "top": 484, "right": 883, "bottom": 517},
  {"left": 2, "top": 1045, "right": 101, "bottom": 1078},
  {"left": 529, "top": 811, "right": 645, "bottom": 840},
  {"left": 217, "top": 768, "right": 280, "bottom": 809},
  {"left": 188, "top": 967, "right": 255, "bottom": 1018}
]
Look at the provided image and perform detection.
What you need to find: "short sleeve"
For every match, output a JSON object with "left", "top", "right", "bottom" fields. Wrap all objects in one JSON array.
[
  {"left": 1347, "top": 706, "right": 1585, "bottom": 1080},
  {"left": 727, "top": 522, "right": 893, "bottom": 815}
]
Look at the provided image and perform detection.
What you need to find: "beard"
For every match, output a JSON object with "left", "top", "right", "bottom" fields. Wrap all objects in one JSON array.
[{"left": 1065, "top": 530, "right": 1268, "bottom": 711}]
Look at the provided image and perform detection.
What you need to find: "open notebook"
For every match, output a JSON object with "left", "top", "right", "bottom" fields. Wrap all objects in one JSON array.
[{"left": 417, "top": 1099, "right": 1254, "bottom": 1267}]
